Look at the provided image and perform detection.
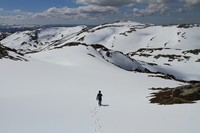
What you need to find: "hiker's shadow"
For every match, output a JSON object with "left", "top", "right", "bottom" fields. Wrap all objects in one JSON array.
[{"left": 101, "top": 104, "right": 109, "bottom": 107}]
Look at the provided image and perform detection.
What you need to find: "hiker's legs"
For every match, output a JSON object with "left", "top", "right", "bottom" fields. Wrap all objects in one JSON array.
[{"left": 98, "top": 100, "right": 102, "bottom": 106}]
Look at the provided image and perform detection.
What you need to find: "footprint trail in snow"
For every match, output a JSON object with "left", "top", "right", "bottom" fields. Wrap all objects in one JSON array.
[{"left": 91, "top": 106, "right": 107, "bottom": 133}]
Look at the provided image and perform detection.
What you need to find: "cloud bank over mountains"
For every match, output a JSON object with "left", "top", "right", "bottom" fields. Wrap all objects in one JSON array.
[
  {"left": 76, "top": 0, "right": 200, "bottom": 7},
  {"left": 0, "top": 0, "right": 200, "bottom": 25},
  {"left": 33, "top": 5, "right": 117, "bottom": 19}
]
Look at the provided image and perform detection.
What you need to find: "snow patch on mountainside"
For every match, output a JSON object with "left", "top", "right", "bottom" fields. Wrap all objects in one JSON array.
[
  {"left": 98, "top": 48, "right": 146, "bottom": 71},
  {"left": 68, "top": 24, "right": 200, "bottom": 53}
]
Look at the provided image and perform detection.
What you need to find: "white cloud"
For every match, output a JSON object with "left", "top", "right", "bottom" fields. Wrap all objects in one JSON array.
[
  {"left": 74, "top": 0, "right": 198, "bottom": 17},
  {"left": 13, "top": 9, "right": 21, "bottom": 12},
  {"left": 78, "top": 5, "right": 117, "bottom": 14},
  {"left": 76, "top": 0, "right": 200, "bottom": 9},
  {"left": 181, "top": 0, "right": 200, "bottom": 7},
  {"left": 33, "top": 5, "right": 117, "bottom": 19},
  {"left": 0, "top": 5, "right": 118, "bottom": 24},
  {"left": 0, "top": 0, "right": 199, "bottom": 25},
  {"left": 75, "top": 0, "right": 177, "bottom": 16},
  {"left": 76, "top": 0, "right": 143, "bottom": 6},
  {"left": 75, "top": 0, "right": 189, "bottom": 18},
  {"left": 0, "top": 15, "right": 26, "bottom": 21},
  {"left": 177, "top": 7, "right": 185, "bottom": 13},
  {"left": 76, "top": 0, "right": 175, "bottom": 6},
  {"left": 133, "top": 3, "right": 169, "bottom": 16}
]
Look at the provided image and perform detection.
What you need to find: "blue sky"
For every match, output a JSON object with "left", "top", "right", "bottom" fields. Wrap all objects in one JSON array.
[{"left": 0, "top": 0, "right": 200, "bottom": 25}]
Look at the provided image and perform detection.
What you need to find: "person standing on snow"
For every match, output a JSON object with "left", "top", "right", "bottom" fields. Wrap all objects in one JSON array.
[{"left": 96, "top": 91, "right": 103, "bottom": 106}]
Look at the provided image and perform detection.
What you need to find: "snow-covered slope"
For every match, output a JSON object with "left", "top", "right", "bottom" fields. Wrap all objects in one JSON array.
[
  {"left": 0, "top": 21, "right": 200, "bottom": 133},
  {"left": 68, "top": 22, "right": 199, "bottom": 53},
  {"left": 1, "top": 21, "right": 199, "bottom": 81},
  {"left": 0, "top": 44, "right": 199, "bottom": 133},
  {"left": 0, "top": 26, "right": 86, "bottom": 54},
  {"left": 62, "top": 22, "right": 200, "bottom": 82}
]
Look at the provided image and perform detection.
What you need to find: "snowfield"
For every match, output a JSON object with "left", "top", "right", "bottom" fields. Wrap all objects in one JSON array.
[{"left": 0, "top": 21, "right": 200, "bottom": 133}]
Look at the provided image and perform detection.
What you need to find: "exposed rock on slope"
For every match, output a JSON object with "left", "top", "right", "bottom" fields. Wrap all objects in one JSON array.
[{"left": 0, "top": 44, "right": 27, "bottom": 61}]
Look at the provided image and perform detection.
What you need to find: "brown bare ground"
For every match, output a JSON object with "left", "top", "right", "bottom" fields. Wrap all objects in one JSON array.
[{"left": 149, "top": 83, "right": 200, "bottom": 105}]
